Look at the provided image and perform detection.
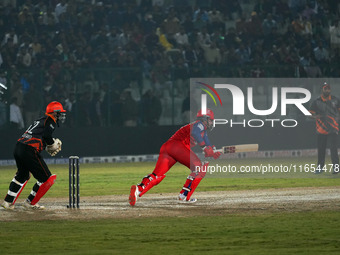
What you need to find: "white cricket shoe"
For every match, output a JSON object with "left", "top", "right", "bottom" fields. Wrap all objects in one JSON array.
[
  {"left": 129, "top": 185, "right": 140, "bottom": 206},
  {"left": 1, "top": 201, "right": 15, "bottom": 210},
  {"left": 23, "top": 200, "right": 45, "bottom": 210},
  {"left": 178, "top": 194, "right": 197, "bottom": 203}
]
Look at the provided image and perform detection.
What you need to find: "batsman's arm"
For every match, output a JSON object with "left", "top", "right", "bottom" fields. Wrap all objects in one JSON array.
[
  {"left": 202, "top": 132, "right": 212, "bottom": 147},
  {"left": 191, "top": 122, "right": 206, "bottom": 147}
]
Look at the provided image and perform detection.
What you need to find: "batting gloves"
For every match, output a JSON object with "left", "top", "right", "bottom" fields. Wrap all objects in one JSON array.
[{"left": 203, "top": 146, "right": 221, "bottom": 159}]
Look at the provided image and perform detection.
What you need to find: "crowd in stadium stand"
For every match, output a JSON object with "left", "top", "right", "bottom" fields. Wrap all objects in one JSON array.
[{"left": 0, "top": 0, "right": 339, "bottom": 128}]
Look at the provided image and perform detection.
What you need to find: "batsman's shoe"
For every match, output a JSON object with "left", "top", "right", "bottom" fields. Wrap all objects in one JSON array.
[
  {"left": 23, "top": 200, "right": 45, "bottom": 210},
  {"left": 129, "top": 185, "right": 140, "bottom": 206},
  {"left": 178, "top": 194, "right": 197, "bottom": 203},
  {"left": 1, "top": 201, "right": 15, "bottom": 210}
]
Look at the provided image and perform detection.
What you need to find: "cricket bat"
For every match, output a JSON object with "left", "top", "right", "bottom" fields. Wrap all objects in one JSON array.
[{"left": 216, "top": 144, "right": 259, "bottom": 154}]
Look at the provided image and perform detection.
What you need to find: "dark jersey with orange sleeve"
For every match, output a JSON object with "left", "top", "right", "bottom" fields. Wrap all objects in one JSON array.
[
  {"left": 168, "top": 121, "right": 212, "bottom": 148},
  {"left": 17, "top": 115, "right": 56, "bottom": 152},
  {"left": 310, "top": 95, "right": 340, "bottom": 134}
]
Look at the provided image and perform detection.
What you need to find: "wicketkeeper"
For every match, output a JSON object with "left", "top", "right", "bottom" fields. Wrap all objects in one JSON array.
[
  {"left": 129, "top": 108, "right": 221, "bottom": 206},
  {"left": 1, "top": 101, "right": 66, "bottom": 210}
]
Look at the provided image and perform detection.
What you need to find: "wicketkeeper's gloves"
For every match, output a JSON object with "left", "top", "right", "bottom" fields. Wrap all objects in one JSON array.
[{"left": 46, "top": 138, "right": 62, "bottom": 156}]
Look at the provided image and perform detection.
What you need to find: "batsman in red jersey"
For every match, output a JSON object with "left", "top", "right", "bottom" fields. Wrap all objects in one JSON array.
[
  {"left": 129, "top": 108, "right": 221, "bottom": 206},
  {"left": 1, "top": 101, "right": 66, "bottom": 210}
]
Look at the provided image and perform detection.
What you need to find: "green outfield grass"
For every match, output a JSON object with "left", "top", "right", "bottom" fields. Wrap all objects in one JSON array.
[
  {"left": 0, "top": 157, "right": 339, "bottom": 254},
  {"left": 1, "top": 212, "right": 340, "bottom": 255},
  {"left": 0, "top": 157, "right": 339, "bottom": 198}
]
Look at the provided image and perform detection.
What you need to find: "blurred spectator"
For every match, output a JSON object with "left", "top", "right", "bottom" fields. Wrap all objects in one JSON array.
[
  {"left": 23, "top": 84, "right": 42, "bottom": 125},
  {"left": 22, "top": 47, "right": 33, "bottom": 67},
  {"left": 193, "top": 7, "right": 210, "bottom": 30},
  {"left": 77, "top": 91, "right": 92, "bottom": 126},
  {"left": 120, "top": 89, "right": 138, "bottom": 127},
  {"left": 224, "top": 27, "right": 242, "bottom": 49},
  {"left": 251, "top": 66, "right": 265, "bottom": 77},
  {"left": 9, "top": 97, "right": 24, "bottom": 129},
  {"left": 10, "top": 79, "right": 24, "bottom": 109},
  {"left": 182, "top": 44, "right": 198, "bottom": 68},
  {"left": 235, "top": 43, "right": 251, "bottom": 65},
  {"left": 17, "top": 6, "right": 35, "bottom": 34},
  {"left": 90, "top": 92, "right": 103, "bottom": 127},
  {"left": 144, "top": 28, "right": 160, "bottom": 51},
  {"left": 30, "top": 37, "right": 42, "bottom": 57},
  {"left": 140, "top": 89, "right": 162, "bottom": 126},
  {"left": 263, "top": 25, "right": 281, "bottom": 50},
  {"left": 1, "top": 28, "right": 18, "bottom": 47},
  {"left": 289, "top": 0, "right": 306, "bottom": 15},
  {"left": 157, "top": 27, "right": 173, "bottom": 51},
  {"left": 123, "top": 5, "right": 140, "bottom": 28},
  {"left": 210, "top": 28, "right": 225, "bottom": 48},
  {"left": 208, "top": 8, "right": 225, "bottom": 33},
  {"left": 162, "top": 10, "right": 181, "bottom": 41},
  {"left": 246, "top": 12, "right": 263, "bottom": 40},
  {"left": 98, "top": 83, "right": 109, "bottom": 126},
  {"left": 172, "top": 56, "right": 189, "bottom": 83},
  {"left": 197, "top": 27, "right": 212, "bottom": 46},
  {"left": 262, "top": 13, "right": 277, "bottom": 36},
  {"left": 55, "top": 0, "right": 68, "bottom": 23},
  {"left": 313, "top": 41, "right": 329, "bottom": 64},
  {"left": 181, "top": 13, "right": 194, "bottom": 35},
  {"left": 329, "top": 20, "right": 340, "bottom": 51},
  {"left": 235, "top": 15, "right": 248, "bottom": 36},
  {"left": 301, "top": 16, "right": 312, "bottom": 35},
  {"left": 275, "top": 0, "right": 291, "bottom": 22},
  {"left": 142, "top": 14, "right": 157, "bottom": 35},
  {"left": 253, "top": 0, "right": 272, "bottom": 19},
  {"left": 174, "top": 27, "right": 189, "bottom": 46},
  {"left": 301, "top": 4, "right": 315, "bottom": 20},
  {"left": 63, "top": 92, "right": 75, "bottom": 127},
  {"left": 226, "top": 0, "right": 243, "bottom": 20},
  {"left": 291, "top": 15, "right": 304, "bottom": 35},
  {"left": 304, "top": 59, "right": 322, "bottom": 78},
  {"left": 201, "top": 42, "right": 221, "bottom": 66}
]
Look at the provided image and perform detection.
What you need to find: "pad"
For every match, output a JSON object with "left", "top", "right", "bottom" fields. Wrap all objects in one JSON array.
[
  {"left": 11, "top": 177, "right": 29, "bottom": 205},
  {"left": 139, "top": 174, "right": 166, "bottom": 197},
  {"left": 30, "top": 174, "right": 57, "bottom": 205}
]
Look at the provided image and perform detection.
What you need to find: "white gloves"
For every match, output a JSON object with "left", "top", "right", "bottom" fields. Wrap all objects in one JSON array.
[{"left": 46, "top": 138, "right": 62, "bottom": 156}]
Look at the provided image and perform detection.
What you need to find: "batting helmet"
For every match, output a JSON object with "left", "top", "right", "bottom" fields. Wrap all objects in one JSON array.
[
  {"left": 45, "top": 101, "right": 66, "bottom": 123},
  {"left": 46, "top": 101, "right": 66, "bottom": 114},
  {"left": 196, "top": 108, "right": 214, "bottom": 120},
  {"left": 197, "top": 108, "right": 215, "bottom": 130}
]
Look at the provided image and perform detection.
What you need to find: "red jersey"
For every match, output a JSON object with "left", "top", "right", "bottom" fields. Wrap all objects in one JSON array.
[{"left": 169, "top": 121, "right": 211, "bottom": 148}]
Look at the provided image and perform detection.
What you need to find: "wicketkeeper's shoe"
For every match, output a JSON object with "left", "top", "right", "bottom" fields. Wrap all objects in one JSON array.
[
  {"left": 178, "top": 194, "right": 197, "bottom": 203},
  {"left": 1, "top": 201, "right": 15, "bottom": 210},
  {"left": 129, "top": 185, "right": 140, "bottom": 206},
  {"left": 23, "top": 200, "right": 45, "bottom": 210}
]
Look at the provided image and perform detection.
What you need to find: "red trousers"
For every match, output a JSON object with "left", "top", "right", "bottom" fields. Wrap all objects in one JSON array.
[{"left": 153, "top": 140, "right": 202, "bottom": 176}]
